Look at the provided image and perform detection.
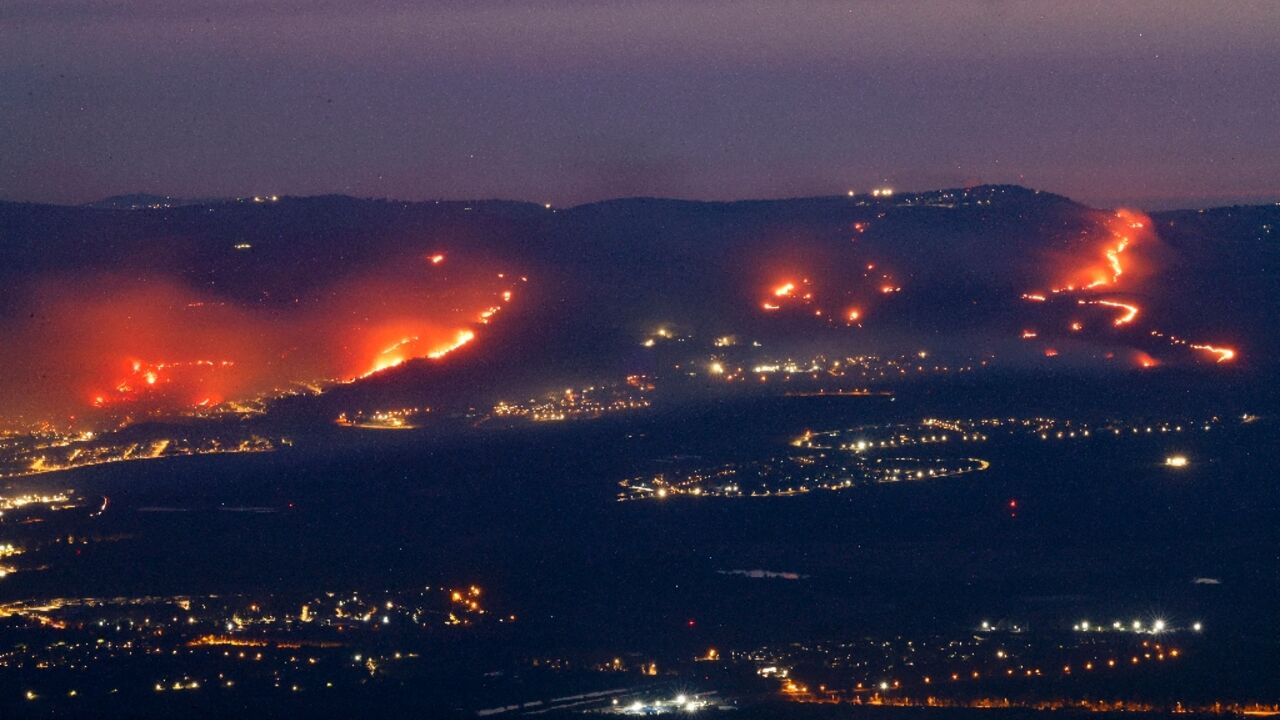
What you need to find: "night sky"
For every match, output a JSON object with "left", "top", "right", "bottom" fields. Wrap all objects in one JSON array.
[{"left": 4, "top": 0, "right": 1278, "bottom": 208}]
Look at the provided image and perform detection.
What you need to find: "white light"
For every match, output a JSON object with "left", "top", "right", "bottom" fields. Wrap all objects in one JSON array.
[
  {"left": 1153, "top": 619, "right": 1165, "bottom": 632},
  {"left": 879, "top": 681, "right": 889, "bottom": 691},
  {"left": 675, "top": 695, "right": 687, "bottom": 705}
]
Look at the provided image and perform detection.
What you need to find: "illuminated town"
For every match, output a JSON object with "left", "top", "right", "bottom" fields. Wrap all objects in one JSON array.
[
  {"left": 617, "top": 413, "right": 1248, "bottom": 503},
  {"left": 335, "top": 407, "right": 433, "bottom": 431},
  {"left": 491, "top": 377, "right": 654, "bottom": 424},
  {"left": 0, "top": 430, "right": 287, "bottom": 479},
  {"left": 0, "top": 585, "right": 509, "bottom": 705}
]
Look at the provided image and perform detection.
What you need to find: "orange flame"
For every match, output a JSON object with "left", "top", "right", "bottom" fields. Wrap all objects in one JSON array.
[
  {"left": 1190, "top": 344, "right": 1235, "bottom": 363},
  {"left": 1078, "top": 299, "right": 1139, "bottom": 326}
]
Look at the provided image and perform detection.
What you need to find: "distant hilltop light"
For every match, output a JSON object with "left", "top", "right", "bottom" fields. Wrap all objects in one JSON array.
[
  {"left": 1165, "top": 455, "right": 1189, "bottom": 468},
  {"left": 871, "top": 187, "right": 894, "bottom": 197}
]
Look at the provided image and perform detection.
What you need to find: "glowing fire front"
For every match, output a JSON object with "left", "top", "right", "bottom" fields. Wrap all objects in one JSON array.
[
  {"left": 1, "top": 250, "right": 525, "bottom": 427},
  {"left": 1022, "top": 209, "right": 1236, "bottom": 367},
  {"left": 361, "top": 329, "right": 477, "bottom": 378}
]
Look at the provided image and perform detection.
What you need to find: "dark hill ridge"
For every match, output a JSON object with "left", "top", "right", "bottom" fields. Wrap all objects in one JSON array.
[
  {"left": 81, "top": 193, "right": 233, "bottom": 210},
  {"left": 1, "top": 185, "right": 1277, "bottom": 422}
]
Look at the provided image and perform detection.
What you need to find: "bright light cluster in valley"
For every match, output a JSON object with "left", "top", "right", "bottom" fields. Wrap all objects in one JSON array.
[
  {"left": 0, "top": 584, "right": 511, "bottom": 702},
  {"left": 619, "top": 413, "right": 1253, "bottom": 503},
  {"left": 491, "top": 376, "right": 654, "bottom": 423}
]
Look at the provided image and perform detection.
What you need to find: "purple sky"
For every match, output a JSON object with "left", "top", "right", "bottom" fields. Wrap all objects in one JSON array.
[{"left": 4, "top": 0, "right": 1278, "bottom": 208}]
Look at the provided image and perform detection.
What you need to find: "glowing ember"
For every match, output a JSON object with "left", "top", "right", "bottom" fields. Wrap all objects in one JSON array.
[
  {"left": 773, "top": 282, "right": 796, "bottom": 298},
  {"left": 1135, "top": 351, "right": 1159, "bottom": 369},
  {"left": 380, "top": 336, "right": 420, "bottom": 356}
]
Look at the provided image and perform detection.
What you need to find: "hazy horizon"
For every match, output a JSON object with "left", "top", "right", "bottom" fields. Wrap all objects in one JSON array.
[{"left": 4, "top": 1, "right": 1277, "bottom": 210}]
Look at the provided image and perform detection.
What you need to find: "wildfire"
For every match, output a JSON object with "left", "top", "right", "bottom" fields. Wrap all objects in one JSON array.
[
  {"left": 0, "top": 244, "right": 525, "bottom": 426},
  {"left": 93, "top": 359, "right": 237, "bottom": 409},
  {"left": 1078, "top": 299, "right": 1139, "bottom": 326},
  {"left": 1022, "top": 210, "right": 1241, "bottom": 366},
  {"left": 427, "top": 330, "right": 476, "bottom": 359},
  {"left": 761, "top": 278, "right": 819, "bottom": 313},
  {"left": 380, "top": 336, "right": 419, "bottom": 356},
  {"left": 1105, "top": 237, "right": 1130, "bottom": 283},
  {"left": 1033, "top": 210, "right": 1149, "bottom": 298},
  {"left": 362, "top": 329, "right": 477, "bottom": 378},
  {"left": 1190, "top": 344, "right": 1235, "bottom": 363}
]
